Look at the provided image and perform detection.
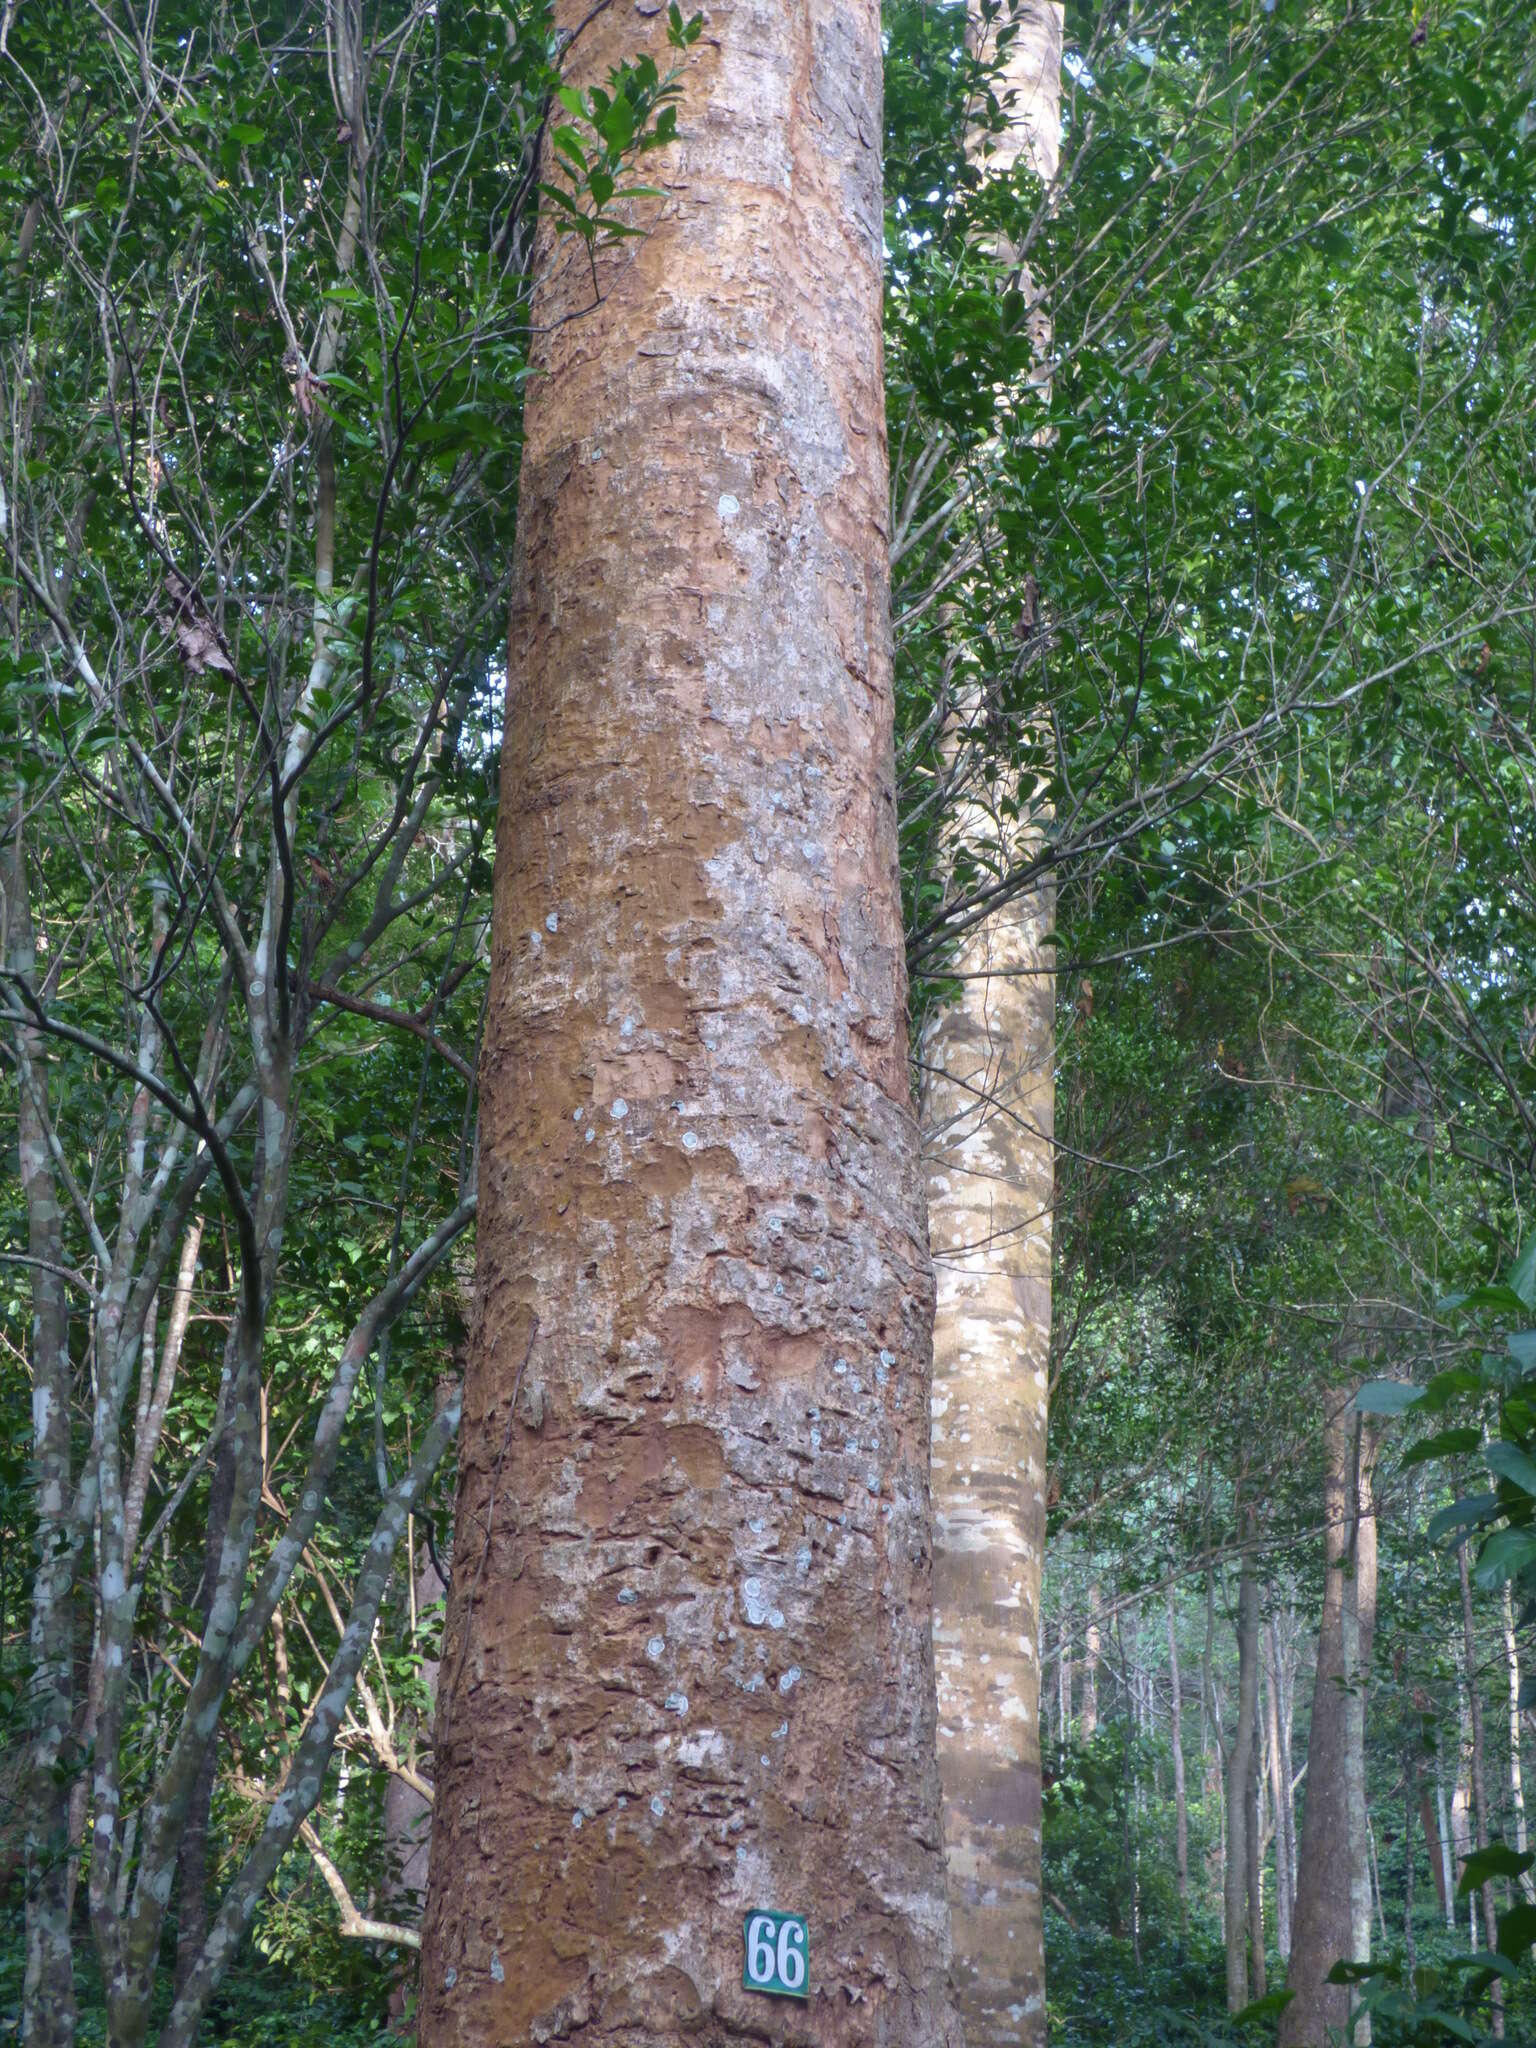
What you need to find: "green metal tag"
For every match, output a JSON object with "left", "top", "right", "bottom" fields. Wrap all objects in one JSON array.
[{"left": 742, "top": 1910, "right": 809, "bottom": 1999}]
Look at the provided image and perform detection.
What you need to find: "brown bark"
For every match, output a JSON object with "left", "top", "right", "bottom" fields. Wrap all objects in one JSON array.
[
  {"left": 1278, "top": 1392, "right": 1358, "bottom": 2048},
  {"left": 417, "top": 8, "right": 963, "bottom": 2045},
  {"left": 925, "top": 4, "right": 1061, "bottom": 2026}
]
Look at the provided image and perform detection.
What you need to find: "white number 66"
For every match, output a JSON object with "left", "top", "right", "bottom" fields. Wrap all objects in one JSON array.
[{"left": 746, "top": 1914, "right": 805, "bottom": 1990}]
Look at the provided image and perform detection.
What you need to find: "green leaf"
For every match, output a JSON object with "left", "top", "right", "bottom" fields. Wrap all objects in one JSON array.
[
  {"left": 1496, "top": 1899, "right": 1536, "bottom": 1959},
  {"left": 1487, "top": 1439, "right": 1536, "bottom": 1498},
  {"left": 1510, "top": 1239, "right": 1536, "bottom": 1312},
  {"left": 1353, "top": 1379, "right": 1420, "bottom": 1416},
  {"left": 1400, "top": 1425, "right": 1482, "bottom": 1468},
  {"left": 1426, "top": 1493, "right": 1499, "bottom": 1544},
  {"left": 1457, "top": 1843, "right": 1533, "bottom": 1895}
]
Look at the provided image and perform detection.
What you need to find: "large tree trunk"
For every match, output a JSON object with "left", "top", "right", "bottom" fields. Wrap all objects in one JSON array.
[
  {"left": 1279, "top": 1391, "right": 1359, "bottom": 2048},
  {"left": 1344, "top": 1425, "right": 1378, "bottom": 2047},
  {"left": 417, "top": 8, "right": 963, "bottom": 2045},
  {"left": 926, "top": 13, "right": 1061, "bottom": 2041}
]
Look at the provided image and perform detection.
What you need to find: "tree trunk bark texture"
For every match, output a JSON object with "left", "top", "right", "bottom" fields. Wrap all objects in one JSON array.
[
  {"left": 418, "top": 9, "right": 963, "bottom": 2046},
  {"left": 925, "top": 10, "right": 1061, "bottom": 2043},
  {"left": 1278, "top": 1393, "right": 1359, "bottom": 2048}
]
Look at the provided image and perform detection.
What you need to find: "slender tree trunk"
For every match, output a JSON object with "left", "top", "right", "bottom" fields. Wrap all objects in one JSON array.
[
  {"left": 1082, "top": 1588, "right": 1101, "bottom": 1739},
  {"left": 1417, "top": 1766, "right": 1448, "bottom": 1921},
  {"left": 417, "top": 10, "right": 963, "bottom": 2044},
  {"left": 1404, "top": 1767, "right": 1417, "bottom": 1976},
  {"left": 1226, "top": 1538, "right": 1259, "bottom": 2013},
  {"left": 927, "top": 14, "right": 1061, "bottom": 2037},
  {"left": 1167, "top": 1593, "right": 1189, "bottom": 1938},
  {"left": 1460, "top": 1539, "right": 1503, "bottom": 2036},
  {"left": 1265, "top": 1619, "right": 1293, "bottom": 1961},
  {"left": 1278, "top": 1392, "right": 1358, "bottom": 2048},
  {"left": 1058, "top": 1613, "right": 1071, "bottom": 1756},
  {"left": 1504, "top": 1583, "right": 1535, "bottom": 1901},
  {"left": 1436, "top": 1758, "right": 1458, "bottom": 1929},
  {"left": 1344, "top": 1424, "right": 1379, "bottom": 2047},
  {"left": 5, "top": 815, "right": 78, "bottom": 2048}
]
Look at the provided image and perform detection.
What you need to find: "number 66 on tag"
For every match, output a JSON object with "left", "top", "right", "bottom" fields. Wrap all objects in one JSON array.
[{"left": 742, "top": 1910, "right": 809, "bottom": 1999}]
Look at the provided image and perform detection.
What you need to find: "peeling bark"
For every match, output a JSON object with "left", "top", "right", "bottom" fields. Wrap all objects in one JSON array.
[{"left": 418, "top": 8, "right": 962, "bottom": 2045}]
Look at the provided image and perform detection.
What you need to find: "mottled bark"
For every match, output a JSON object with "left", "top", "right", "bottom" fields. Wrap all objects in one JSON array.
[
  {"left": 924, "top": 3, "right": 1060, "bottom": 2026},
  {"left": 1344, "top": 1429, "right": 1378, "bottom": 2048},
  {"left": 418, "top": 8, "right": 962, "bottom": 2046},
  {"left": 1279, "top": 1393, "right": 1357, "bottom": 2048}
]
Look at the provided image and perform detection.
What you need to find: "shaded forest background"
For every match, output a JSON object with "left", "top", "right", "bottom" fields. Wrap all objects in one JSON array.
[{"left": 2, "top": 0, "right": 1535, "bottom": 2043}]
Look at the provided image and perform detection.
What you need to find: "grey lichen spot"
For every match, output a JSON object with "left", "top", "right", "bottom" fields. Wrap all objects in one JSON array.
[
  {"left": 682, "top": 1129, "right": 700, "bottom": 1152},
  {"left": 617, "top": 1586, "right": 638, "bottom": 1605},
  {"left": 572, "top": 1810, "right": 584, "bottom": 1829},
  {"left": 444, "top": 1968, "right": 457, "bottom": 1990},
  {"left": 740, "top": 1577, "right": 773, "bottom": 1627},
  {"left": 664, "top": 1692, "right": 688, "bottom": 1716},
  {"left": 646, "top": 1634, "right": 666, "bottom": 1662},
  {"left": 585, "top": 1128, "right": 596, "bottom": 1144},
  {"left": 650, "top": 1794, "right": 665, "bottom": 1818},
  {"left": 833, "top": 1357, "right": 848, "bottom": 1376},
  {"left": 545, "top": 911, "right": 559, "bottom": 933},
  {"left": 778, "top": 1665, "right": 802, "bottom": 1694},
  {"left": 610, "top": 1098, "right": 629, "bottom": 1121},
  {"left": 768, "top": 1607, "right": 785, "bottom": 1630},
  {"left": 490, "top": 1952, "right": 505, "bottom": 1983},
  {"left": 717, "top": 492, "right": 740, "bottom": 521}
]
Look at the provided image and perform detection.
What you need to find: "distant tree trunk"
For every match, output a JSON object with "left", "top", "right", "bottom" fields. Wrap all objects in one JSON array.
[
  {"left": 1265, "top": 1619, "right": 1294, "bottom": 1961},
  {"left": 1167, "top": 1593, "right": 1190, "bottom": 1937},
  {"left": 1436, "top": 1754, "right": 1459, "bottom": 1928},
  {"left": 1460, "top": 1540, "right": 1504, "bottom": 2037},
  {"left": 1059, "top": 1613, "right": 1071, "bottom": 1757},
  {"left": 1403, "top": 1769, "right": 1417, "bottom": 1976},
  {"left": 416, "top": 8, "right": 964, "bottom": 2046},
  {"left": 927, "top": 14, "right": 1062, "bottom": 2039},
  {"left": 1344, "top": 1424, "right": 1379, "bottom": 2046},
  {"left": 1416, "top": 1762, "right": 1449, "bottom": 1921},
  {"left": 1226, "top": 1538, "right": 1259, "bottom": 2012},
  {"left": 1505, "top": 1584, "right": 1535, "bottom": 1901},
  {"left": 1278, "top": 1390, "right": 1359, "bottom": 2048},
  {"left": 1082, "top": 1589, "right": 1101, "bottom": 1739}
]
